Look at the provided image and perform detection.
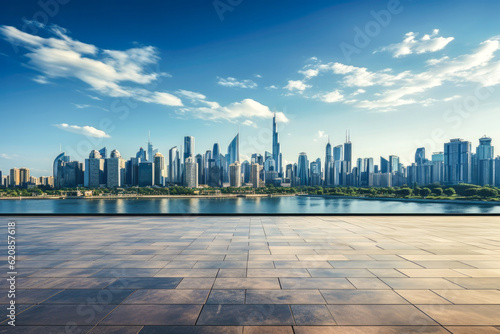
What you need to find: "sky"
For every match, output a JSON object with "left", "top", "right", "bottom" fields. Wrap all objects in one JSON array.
[{"left": 1, "top": 0, "right": 500, "bottom": 176}]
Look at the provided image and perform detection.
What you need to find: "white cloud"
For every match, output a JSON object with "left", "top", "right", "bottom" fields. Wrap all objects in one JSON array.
[
  {"left": 0, "top": 153, "right": 13, "bottom": 160},
  {"left": 242, "top": 120, "right": 257, "bottom": 127},
  {"left": 217, "top": 76, "right": 257, "bottom": 89},
  {"left": 0, "top": 25, "right": 183, "bottom": 107},
  {"left": 376, "top": 29, "right": 454, "bottom": 58},
  {"left": 315, "top": 90, "right": 344, "bottom": 103},
  {"left": 254, "top": 74, "right": 262, "bottom": 78},
  {"left": 72, "top": 103, "right": 109, "bottom": 111},
  {"left": 179, "top": 98, "right": 289, "bottom": 123},
  {"left": 284, "top": 80, "right": 310, "bottom": 92},
  {"left": 299, "top": 68, "right": 319, "bottom": 79},
  {"left": 296, "top": 35, "right": 500, "bottom": 111},
  {"left": 32, "top": 75, "right": 49, "bottom": 84},
  {"left": 313, "top": 130, "right": 328, "bottom": 142},
  {"left": 87, "top": 95, "right": 102, "bottom": 100},
  {"left": 176, "top": 89, "right": 207, "bottom": 101},
  {"left": 265, "top": 85, "right": 278, "bottom": 90},
  {"left": 54, "top": 123, "right": 111, "bottom": 138}
]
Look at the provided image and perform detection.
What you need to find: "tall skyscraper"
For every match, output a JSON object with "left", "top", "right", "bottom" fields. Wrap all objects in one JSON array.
[
  {"left": 333, "top": 145, "right": 343, "bottom": 161},
  {"left": 183, "top": 156, "right": 198, "bottom": 188},
  {"left": 415, "top": 147, "right": 426, "bottom": 164},
  {"left": 154, "top": 152, "right": 165, "bottom": 186},
  {"left": 169, "top": 146, "right": 180, "bottom": 184},
  {"left": 297, "top": 152, "right": 309, "bottom": 186},
  {"left": 138, "top": 161, "right": 154, "bottom": 187},
  {"left": 195, "top": 154, "right": 204, "bottom": 185},
  {"left": 324, "top": 139, "right": 333, "bottom": 186},
  {"left": 213, "top": 143, "right": 221, "bottom": 167},
  {"left": 146, "top": 132, "right": 158, "bottom": 162},
  {"left": 184, "top": 136, "right": 195, "bottom": 162},
  {"left": 99, "top": 147, "right": 108, "bottom": 159},
  {"left": 251, "top": 163, "right": 262, "bottom": 188},
  {"left": 241, "top": 160, "right": 251, "bottom": 184},
  {"left": 53, "top": 152, "right": 71, "bottom": 189},
  {"left": 84, "top": 150, "right": 104, "bottom": 188},
  {"left": 444, "top": 138, "right": 472, "bottom": 185},
  {"left": 272, "top": 113, "right": 282, "bottom": 176},
  {"left": 388, "top": 155, "right": 400, "bottom": 173},
  {"left": 229, "top": 161, "right": 242, "bottom": 187},
  {"left": 204, "top": 150, "right": 212, "bottom": 184},
  {"left": 136, "top": 147, "right": 147, "bottom": 161},
  {"left": 380, "top": 157, "right": 389, "bottom": 173},
  {"left": 107, "top": 149, "right": 125, "bottom": 188},
  {"left": 227, "top": 133, "right": 240, "bottom": 165},
  {"left": 344, "top": 130, "right": 352, "bottom": 173},
  {"left": 476, "top": 136, "right": 495, "bottom": 186}
]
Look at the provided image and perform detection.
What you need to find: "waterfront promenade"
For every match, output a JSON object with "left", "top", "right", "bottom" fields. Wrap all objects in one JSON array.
[{"left": 1, "top": 216, "right": 500, "bottom": 333}]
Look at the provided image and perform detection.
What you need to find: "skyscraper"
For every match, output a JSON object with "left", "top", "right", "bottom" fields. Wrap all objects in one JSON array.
[
  {"left": 272, "top": 113, "right": 282, "bottom": 176},
  {"left": 229, "top": 161, "right": 241, "bottom": 187},
  {"left": 136, "top": 147, "right": 146, "bottom": 161},
  {"left": 333, "top": 145, "right": 343, "bottom": 161},
  {"left": 380, "top": 157, "right": 389, "bottom": 173},
  {"left": 415, "top": 147, "right": 426, "bottom": 164},
  {"left": 344, "top": 130, "right": 352, "bottom": 173},
  {"left": 297, "top": 152, "right": 309, "bottom": 186},
  {"left": 213, "top": 143, "right": 221, "bottom": 167},
  {"left": 138, "top": 161, "right": 154, "bottom": 187},
  {"left": 184, "top": 136, "right": 195, "bottom": 162},
  {"left": 444, "top": 138, "right": 472, "bottom": 185},
  {"left": 53, "top": 152, "right": 71, "bottom": 189},
  {"left": 107, "top": 149, "right": 125, "bottom": 188},
  {"left": 227, "top": 133, "right": 240, "bottom": 165},
  {"left": 154, "top": 152, "right": 165, "bottom": 186},
  {"left": 388, "top": 155, "right": 399, "bottom": 173},
  {"left": 195, "top": 154, "right": 204, "bottom": 185},
  {"left": 146, "top": 132, "right": 158, "bottom": 162},
  {"left": 184, "top": 156, "right": 198, "bottom": 188},
  {"left": 85, "top": 150, "right": 104, "bottom": 188},
  {"left": 169, "top": 146, "right": 180, "bottom": 184},
  {"left": 251, "top": 163, "right": 262, "bottom": 188},
  {"left": 324, "top": 139, "right": 333, "bottom": 186},
  {"left": 476, "top": 136, "right": 495, "bottom": 186}
]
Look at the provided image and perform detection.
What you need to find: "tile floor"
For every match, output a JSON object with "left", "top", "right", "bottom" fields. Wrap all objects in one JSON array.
[{"left": 0, "top": 215, "right": 499, "bottom": 333}]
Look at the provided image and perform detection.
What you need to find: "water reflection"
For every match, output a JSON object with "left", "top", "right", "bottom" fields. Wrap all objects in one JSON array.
[{"left": 0, "top": 196, "right": 499, "bottom": 214}]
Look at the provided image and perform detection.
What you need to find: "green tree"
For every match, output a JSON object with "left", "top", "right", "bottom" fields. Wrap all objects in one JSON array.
[
  {"left": 420, "top": 188, "right": 431, "bottom": 197},
  {"left": 444, "top": 187, "right": 456, "bottom": 196},
  {"left": 395, "top": 188, "right": 412, "bottom": 197},
  {"left": 477, "top": 187, "right": 498, "bottom": 198},
  {"left": 432, "top": 188, "right": 443, "bottom": 196}
]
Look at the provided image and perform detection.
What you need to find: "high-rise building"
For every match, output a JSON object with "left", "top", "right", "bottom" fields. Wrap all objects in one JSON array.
[
  {"left": 388, "top": 155, "right": 399, "bottom": 174},
  {"left": 9, "top": 168, "right": 20, "bottom": 187},
  {"left": 53, "top": 152, "right": 71, "bottom": 188},
  {"left": 107, "top": 149, "right": 125, "bottom": 188},
  {"left": 229, "top": 161, "right": 241, "bottom": 187},
  {"left": 272, "top": 113, "right": 282, "bottom": 176},
  {"left": 241, "top": 160, "right": 251, "bottom": 184},
  {"left": 380, "top": 157, "right": 389, "bottom": 173},
  {"left": 138, "top": 161, "right": 154, "bottom": 187},
  {"left": 251, "top": 153, "right": 264, "bottom": 165},
  {"left": 195, "top": 154, "right": 204, "bottom": 185},
  {"left": 99, "top": 147, "right": 108, "bottom": 159},
  {"left": 136, "top": 147, "right": 147, "bottom": 161},
  {"left": 154, "top": 152, "right": 165, "bottom": 186},
  {"left": 344, "top": 130, "right": 352, "bottom": 173},
  {"left": 333, "top": 145, "right": 343, "bottom": 161},
  {"left": 183, "top": 156, "right": 198, "bottom": 188},
  {"left": 297, "top": 152, "right": 309, "bottom": 186},
  {"left": 146, "top": 132, "right": 158, "bottom": 163},
  {"left": 85, "top": 150, "right": 105, "bottom": 188},
  {"left": 204, "top": 150, "right": 212, "bottom": 184},
  {"left": 415, "top": 147, "right": 426, "bottom": 164},
  {"left": 213, "top": 143, "right": 221, "bottom": 167},
  {"left": 476, "top": 136, "right": 495, "bottom": 186},
  {"left": 227, "top": 133, "right": 240, "bottom": 165},
  {"left": 208, "top": 158, "right": 221, "bottom": 187},
  {"left": 324, "top": 140, "right": 333, "bottom": 186},
  {"left": 184, "top": 136, "right": 195, "bottom": 162},
  {"left": 251, "top": 163, "right": 262, "bottom": 188},
  {"left": 310, "top": 158, "right": 322, "bottom": 186},
  {"left": 444, "top": 138, "right": 472, "bottom": 185},
  {"left": 169, "top": 146, "right": 181, "bottom": 184}
]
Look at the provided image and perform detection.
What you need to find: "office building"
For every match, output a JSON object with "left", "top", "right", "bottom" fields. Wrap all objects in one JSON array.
[
  {"left": 444, "top": 138, "right": 472, "bottom": 185},
  {"left": 138, "top": 161, "right": 154, "bottom": 187},
  {"left": 154, "top": 152, "right": 165, "bottom": 186},
  {"left": 229, "top": 161, "right": 241, "bottom": 187},
  {"left": 84, "top": 150, "right": 104, "bottom": 188},
  {"left": 184, "top": 156, "right": 198, "bottom": 188}
]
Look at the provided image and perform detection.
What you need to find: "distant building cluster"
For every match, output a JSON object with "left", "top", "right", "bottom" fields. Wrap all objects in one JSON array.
[{"left": 2, "top": 114, "right": 500, "bottom": 190}]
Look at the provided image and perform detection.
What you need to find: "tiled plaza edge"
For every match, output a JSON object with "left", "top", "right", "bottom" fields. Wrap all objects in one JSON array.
[{"left": 1, "top": 216, "right": 500, "bottom": 333}]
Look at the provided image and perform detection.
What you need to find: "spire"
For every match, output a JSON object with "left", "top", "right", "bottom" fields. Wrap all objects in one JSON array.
[{"left": 345, "top": 130, "right": 348, "bottom": 143}]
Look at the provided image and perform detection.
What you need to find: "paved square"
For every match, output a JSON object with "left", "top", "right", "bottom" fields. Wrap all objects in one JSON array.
[{"left": 2, "top": 215, "right": 500, "bottom": 333}]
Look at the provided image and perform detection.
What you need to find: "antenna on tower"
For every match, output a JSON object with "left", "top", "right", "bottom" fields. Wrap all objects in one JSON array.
[
  {"left": 345, "top": 130, "right": 348, "bottom": 143},
  {"left": 349, "top": 129, "right": 351, "bottom": 142}
]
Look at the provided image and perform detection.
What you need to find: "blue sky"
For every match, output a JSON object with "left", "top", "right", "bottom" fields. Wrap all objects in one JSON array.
[{"left": 1, "top": 0, "right": 500, "bottom": 176}]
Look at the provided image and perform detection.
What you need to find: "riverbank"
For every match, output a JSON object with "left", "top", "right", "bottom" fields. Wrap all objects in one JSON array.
[{"left": 302, "top": 194, "right": 500, "bottom": 205}]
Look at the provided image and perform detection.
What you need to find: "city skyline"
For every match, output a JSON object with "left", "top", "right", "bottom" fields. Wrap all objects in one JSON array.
[{"left": 1, "top": 1, "right": 500, "bottom": 176}]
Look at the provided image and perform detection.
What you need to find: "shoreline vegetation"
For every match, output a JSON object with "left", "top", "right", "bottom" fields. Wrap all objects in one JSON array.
[{"left": 1, "top": 183, "right": 500, "bottom": 205}]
